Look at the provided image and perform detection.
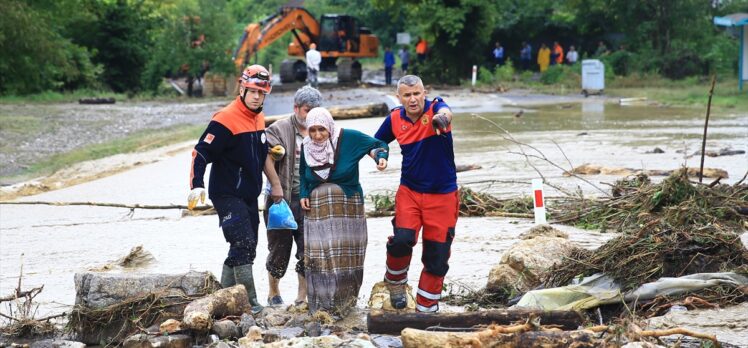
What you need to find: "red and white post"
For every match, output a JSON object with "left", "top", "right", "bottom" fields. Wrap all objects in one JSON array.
[{"left": 531, "top": 179, "right": 547, "bottom": 224}]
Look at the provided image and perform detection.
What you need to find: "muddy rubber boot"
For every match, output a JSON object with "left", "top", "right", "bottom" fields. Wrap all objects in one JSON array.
[
  {"left": 234, "top": 264, "right": 264, "bottom": 314},
  {"left": 388, "top": 283, "right": 407, "bottom": 309},
  {"left": 220, "top": 264, "right": 236, "bottom": 288}
]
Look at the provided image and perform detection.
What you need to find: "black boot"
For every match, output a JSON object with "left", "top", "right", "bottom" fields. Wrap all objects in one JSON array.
[
  {"left": 388, "top": 283, "right": 407, "bottom": 309},
  {"left": 234, "top": 264, "right": 264, "bottom": 314},
  {"left": 220, "top": 264, "right": 236, "bottom": 288}
]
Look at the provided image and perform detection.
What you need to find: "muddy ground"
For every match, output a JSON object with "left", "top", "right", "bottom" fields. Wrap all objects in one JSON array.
[{"left": 0, "top": 84, "right": 747, "bottom": 345}]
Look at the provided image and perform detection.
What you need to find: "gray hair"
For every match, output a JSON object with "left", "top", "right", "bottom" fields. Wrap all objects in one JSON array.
[
  {"left": 294, "top": 85, "right": 322, "bottom": 108},
  {"left": 397, "top": 75, "right": 423, "bottom": 92}
]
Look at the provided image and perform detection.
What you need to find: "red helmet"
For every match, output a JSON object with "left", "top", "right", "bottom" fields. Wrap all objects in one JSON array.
[{"left": 240, "top": 64, "right": 272, "bottom": 94}]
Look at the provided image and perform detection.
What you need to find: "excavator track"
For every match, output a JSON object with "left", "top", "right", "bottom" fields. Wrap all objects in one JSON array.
[
  {"left": 337, "top": 59, "right": 362, "bottom": 83},
  {"left": 280, "top": 59, "right": 308, "bottom": 83}
]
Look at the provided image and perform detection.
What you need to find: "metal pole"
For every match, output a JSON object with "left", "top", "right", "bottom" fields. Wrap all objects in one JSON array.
[{"left": 699, "top": 76, "right": 717, "bottom": 183}]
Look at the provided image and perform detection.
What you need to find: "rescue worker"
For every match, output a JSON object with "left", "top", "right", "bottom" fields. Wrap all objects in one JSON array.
[
  {"left": 262, "top": 86, "right": 323, "bottom": 306},
  {"left": 306, "top": 43, "right": 321, "bottom": 88},
  {"left": 537, "top": 43, "right": 551, "bottom": 72},
  {"left": 374, "top": 75, "right": 458, "bottom": 313},
  {"left": 188, "top": 64, "right": 280, "bottom": 314},
  {"left": 552, "top": 41, "right": 564, "bottom": 65}
]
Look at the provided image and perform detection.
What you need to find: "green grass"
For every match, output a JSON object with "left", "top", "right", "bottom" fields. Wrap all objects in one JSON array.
[
  {"left": 2, "top": 124, "right": 204, "bottom": 183},
  {"left": 0, "top": 89, "right": 124, "bottom": 104},
  {"left": 0, "top": 115, "right": 43, "bottom": 133}
]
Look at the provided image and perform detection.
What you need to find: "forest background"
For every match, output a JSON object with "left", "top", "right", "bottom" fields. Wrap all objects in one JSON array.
[{"left": 1, "top": 0, "right": 747, "bottom": 98}]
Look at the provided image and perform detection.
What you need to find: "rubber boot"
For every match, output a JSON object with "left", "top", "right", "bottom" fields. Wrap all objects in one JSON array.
[
  {"left": 295, "top": 273, "right": 307, "bottom": 305},
  {"left": 220, "top": 264, "right": 236, "bottom": 288},
  {"left": 388, "top": 283, "right": 407, "bottom": 309},
  {"left": 234, "top": 264, "right": 264, "bottom": 314}
]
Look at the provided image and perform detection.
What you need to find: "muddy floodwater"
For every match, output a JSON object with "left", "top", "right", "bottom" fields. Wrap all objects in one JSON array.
[{"left": 1, "top": 94, "right": 746, "bottom": 343}]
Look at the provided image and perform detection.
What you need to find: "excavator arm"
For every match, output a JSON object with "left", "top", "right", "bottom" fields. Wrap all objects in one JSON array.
[{"left": 232, "top": 6, "right": 319, "bottom": 70}]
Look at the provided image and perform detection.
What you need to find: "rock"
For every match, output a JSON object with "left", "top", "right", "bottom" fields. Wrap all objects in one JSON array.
[
  {"left": 304, "top": 321, "right": 322, "bottom": 337},
  {"left": 284, "top": 312, "right": 311, "bottom": 328},
  {"left": 262, "top": 329, "right": 281, "bottom": 343},
  {"left": 209, "top": 343, "right": 230, "bottom": 348},
  {"left": 123, "top": 334, "right": 152, "bottom": 348},
  {"left": 518, "top": 224, "right": 568, "bottom": 240},
  {"left": 147, "top": 335, "right": 191, "bottom": 348},
  {"left": 212, "top": 319, "right": 240, "bottom": 339},
  {"left": 72, "top": 271, "right": 218, "bottom": 344},
  {"left": 74, "top": 271, "right": 218, "bottom": 308},
  {"left": 367, "top": 281, "right": 416, "bottom": 311},
  {"left": 239, "top": 335, "right": 375, "bottom": 348},
  {"left": 263, "top": 311, "right": 292, "bottom": 327},
  {"left": 371, "top": 335, "right": 403, "bottom": 348},
  {"left": 238, "top": 313, "right": 257, "bottom": 336},
  {"left": 621, "top": 343, "right": 665, "bottom": 348},
  {"left": 486, "top": 236, "right": 578, "bottom": 294},
  {"left": 646, "top": 147, "right": 665, "bottom": 154},
  {"left": 244, "top": 325, "right": 263, "bottom": 341},
  {"left": 30, "top": 340, "right": 86, "bottom": 348},
  {"left": 159, "top": 319, "right": 181, "bottom": 334}
]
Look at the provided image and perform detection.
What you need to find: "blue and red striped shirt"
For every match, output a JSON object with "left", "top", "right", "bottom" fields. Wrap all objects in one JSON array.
[{"left": 375, "top": 97, "right": 456, "bottom": 193}]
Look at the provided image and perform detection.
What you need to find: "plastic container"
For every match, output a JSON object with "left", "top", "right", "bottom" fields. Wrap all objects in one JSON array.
[{"left": 581, "top": 59, "right": 605, "bottom": 96}]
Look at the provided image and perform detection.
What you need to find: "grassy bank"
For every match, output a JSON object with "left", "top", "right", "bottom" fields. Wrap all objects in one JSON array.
[{"left": 2, "top": 124, "right": 204, "bottom": 184}]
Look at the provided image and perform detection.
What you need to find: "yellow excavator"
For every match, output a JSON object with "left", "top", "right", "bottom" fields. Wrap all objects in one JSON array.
[{"left": 232, "top": 5, "right": 379, "bottom": 83}]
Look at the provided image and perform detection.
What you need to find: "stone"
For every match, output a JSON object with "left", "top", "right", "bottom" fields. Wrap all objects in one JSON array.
[
  {"left": 74, "top": 271, "right": 219, "bottom": 308},
  {"left": 238, "top": 313, "right": 257, "bottom": 336},
  {"left": 304, "top": 321, "right": 321, "bottom": 337},
  {"left": 283, "top": 312, "right": 311, "bottom": 328},
  {"left": 486, "top": 236, "right": 577, "bottom": 294},
  {"left": 147, "top": 335, "right": 191, "bottom": 348},
  {"left": 278, "top": 327, "right": 304, "bottom": 340},
  {"left": 370, "top": 335, "right": 403, "bottom": 348},
  {"left": 244, "top": 326, "right": 263, "bottom": 341},
  {"left": 72, "top": 271, "right": 219, "bottom": 344},
  {"left": 122, "top": 334, "right": 152, "bottom": 348},
  {"left": 264, "top": 312, "right": 291, "bottom": 327},
  {"left": 30, "top": 340, "right": 86, "bottom": 348},
  {"left": 211, "top": 319, "right": 240, "bottom": 339},
  {"left": 518, "top": 224, "right": 568, "bottom": 240},
  {"left": 262, "top": 329, "right": 281, "bottom": 343},
  {"left": 159, "top": 319, "right": 182, "bottom": 334}
]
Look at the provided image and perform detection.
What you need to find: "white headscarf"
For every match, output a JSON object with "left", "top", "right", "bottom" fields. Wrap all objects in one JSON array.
[{"left": 302, "top": 107, "right": 340, "bottom": 175}]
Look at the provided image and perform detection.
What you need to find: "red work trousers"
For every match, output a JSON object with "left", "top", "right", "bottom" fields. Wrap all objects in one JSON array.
[{"left": 384, "top": 185, "right": 458, "bottom": 312}]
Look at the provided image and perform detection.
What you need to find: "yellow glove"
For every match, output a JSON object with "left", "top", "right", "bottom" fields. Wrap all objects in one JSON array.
[
  {"left": 269, "top": 144, "right": 286, "bottom": 161},
  {"left": 187, "top": 187, "right": 206, "bottom": 210}
]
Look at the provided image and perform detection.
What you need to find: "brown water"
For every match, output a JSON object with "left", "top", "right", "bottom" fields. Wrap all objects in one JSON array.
[{"left": 1, "top": 98, "right": 746, "bottom": 343}]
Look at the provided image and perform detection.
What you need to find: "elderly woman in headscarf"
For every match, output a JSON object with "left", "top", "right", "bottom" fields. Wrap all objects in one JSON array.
[{"left": 299, "top": 107, "right": 389, "bottom": 316}]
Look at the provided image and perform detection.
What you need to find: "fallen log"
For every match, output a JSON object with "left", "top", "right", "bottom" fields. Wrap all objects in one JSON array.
[
  {"left": 265, "top": 102, "right": 388, "bottom": 125},
  {"left": 78, "top": 97, "right": 116, "bottom": 104},
  {"left": 183, "top": 285, "right": 250, "bottom": 331},
  {"left": 367, "top": 309, "right": 585, "bottom": 335},
  {"left": 401, "top": 326, "right": 601, "bottom": 348}
]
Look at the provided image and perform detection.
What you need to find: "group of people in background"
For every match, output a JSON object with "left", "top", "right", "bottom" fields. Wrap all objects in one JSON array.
[
  {"left": 495, "top": 41, "right": 582, "bottom": 72},
  {"left": 189, "top": 65, "right": 459, "bottom": 317},
  {"left": 383, "top": 36, "right": 428, "bottom": 85}
]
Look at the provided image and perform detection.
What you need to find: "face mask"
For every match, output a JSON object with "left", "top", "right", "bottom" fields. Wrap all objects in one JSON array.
[{"left": 295, "top": 114, "right": 306, "bottom": 128}]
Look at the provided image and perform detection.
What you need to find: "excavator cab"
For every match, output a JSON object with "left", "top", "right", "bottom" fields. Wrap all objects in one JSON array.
[{"left": 318, "top": 15, "right": 360, "bottom": 53}]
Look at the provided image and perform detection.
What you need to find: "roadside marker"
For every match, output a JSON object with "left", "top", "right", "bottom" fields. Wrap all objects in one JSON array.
[
  {"left": 471, "top": 65, "right": 477, "bottom": 86},
  {"left": 532, "top": 179, "right": 547, "bottom": 224}
]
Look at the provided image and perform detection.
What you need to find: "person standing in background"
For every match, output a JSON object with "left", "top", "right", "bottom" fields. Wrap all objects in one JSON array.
[
  {"left": 384, "top": 46, "right": 395, "bottom": 85},
  {"left": 493, "top": 42, "right": 504, "bottom": 67},
  {"left": 566, "top": 45, "right": 578, "bottom": 64},
  {"left": 537, "top": 43, "right": 551, "bottom": 72},
  {"left": 415, "top": 37, "right": 428, "bottom": 63},
  {"left": 399, "top": 45, "right": 410, "bottom": 75},
  {"left": 552, "top": 41, "right": 564, "bottom": 65},
  {"left": 520, "top": 42, "right": 532, "bottom": 70},
  {"left": 305, "top": 43, "right": 321, "bottom": 88}
]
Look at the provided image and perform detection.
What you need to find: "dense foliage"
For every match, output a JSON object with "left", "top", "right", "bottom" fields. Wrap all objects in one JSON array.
[{"left": 1, "top": 0, "right": 746, "bottom": 95}]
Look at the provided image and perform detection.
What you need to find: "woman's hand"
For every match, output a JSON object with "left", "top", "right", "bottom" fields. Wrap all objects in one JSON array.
[
  {"left": 300, "top": 198, "right": 311, "bottom": 210},
  {"left": 377, "top": 158, "right": 387, "bottom": 171}
]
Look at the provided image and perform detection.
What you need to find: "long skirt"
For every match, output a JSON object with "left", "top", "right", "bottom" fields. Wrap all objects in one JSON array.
[{"left": 304, "top": 183, "right": 367, "bottom": 315}]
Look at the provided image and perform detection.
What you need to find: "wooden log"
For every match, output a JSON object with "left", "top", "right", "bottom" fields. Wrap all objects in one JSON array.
[
  {"left": 78, "top": 97, "right": 116, "bottom": 104},
  {"left": 183, "top": 285, "right": 250, "bottom": 331},
  {"left": 367, "top": 309, "right": 585, "bottom": 335},
  {"left": 401, "top": 327, "right": 601, "bottom": 348},
  {"left": 265, "top": 102, "right": 389, "bottom": 125}
]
